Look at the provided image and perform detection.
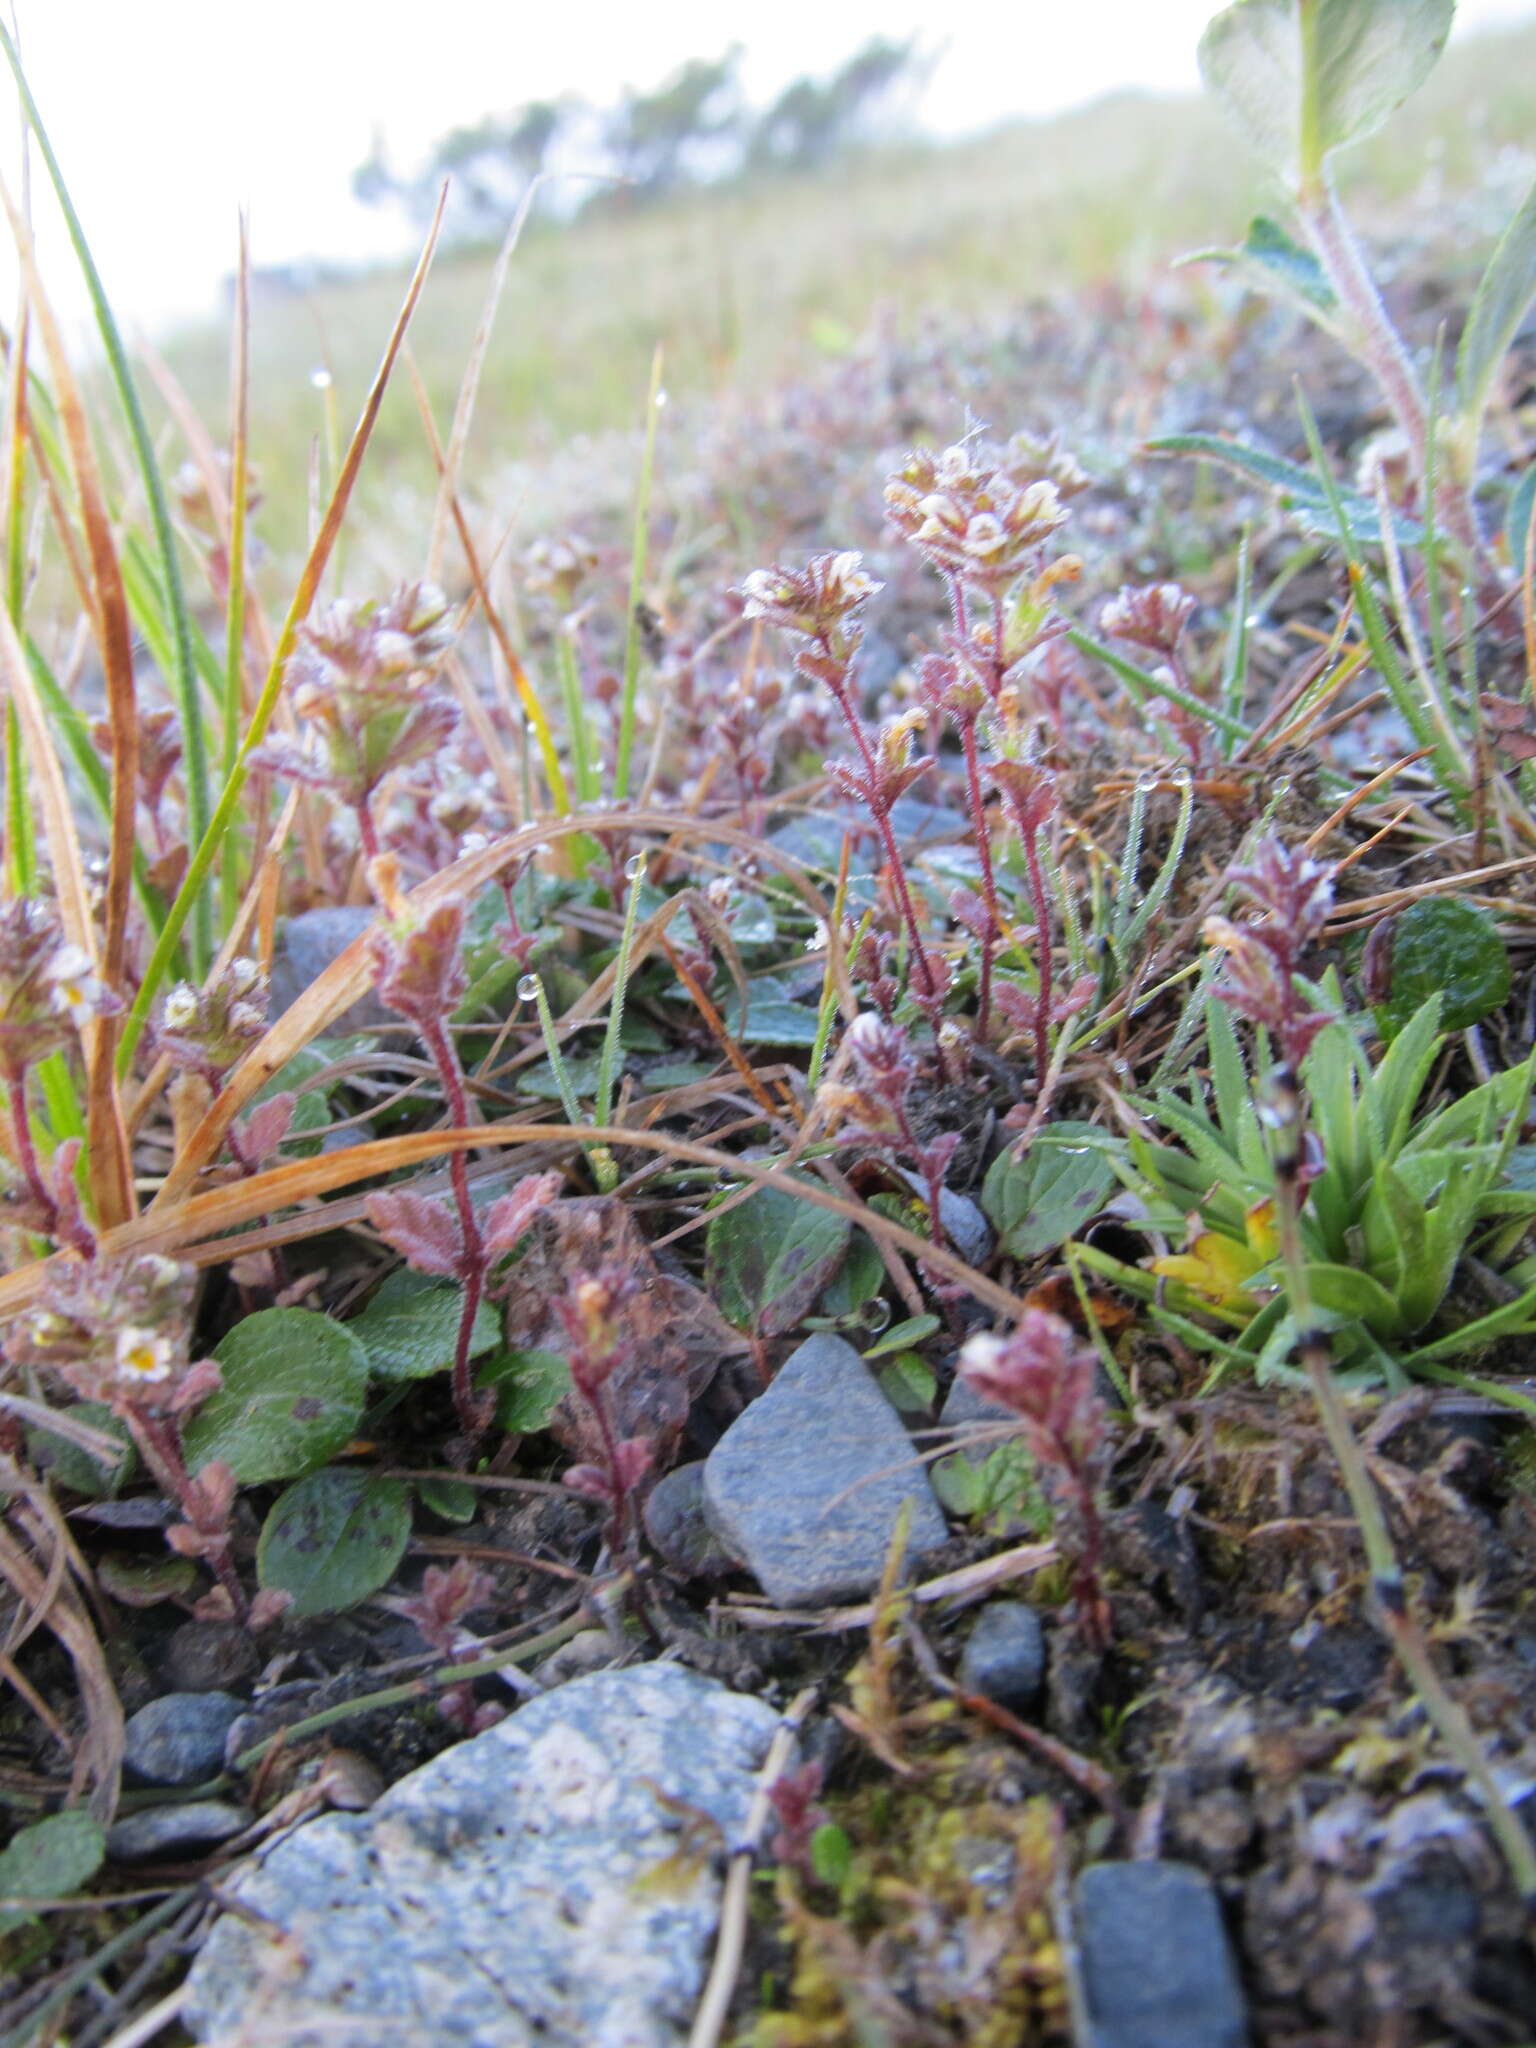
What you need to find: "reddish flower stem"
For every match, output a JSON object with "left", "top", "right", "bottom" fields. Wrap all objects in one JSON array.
[
  {"left": 129, "top": 1410, "right": 247, "bottom": 1620},
  {"left": 420, "top": 1014, "right": 491, "bottom": 1440},
  {"left": 958, "top": 717, "right": 1002, "bottom": 1043},
  {"left": 1020, "top": 821, "right": 1054, "bottom": 1086}
]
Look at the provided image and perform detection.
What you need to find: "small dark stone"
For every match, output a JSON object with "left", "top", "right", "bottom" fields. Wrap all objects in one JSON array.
[
  {"left": 957, "top": 1600, "right": 1046, "bottom": 1715},
  {"left": 643, "top": 1462, "right": 737, "bottom": 1579},
  {"left": 162, "top": 1621, "right": 260, "bottom": 1693},
  {"left": 702, "top": 1333, "right": 949, "bottom": 1606},
  {"left": 268, "top": 907, "right": 393, "bottom": 1035},
  {"left": 106, "top": 1800, "right": 252, "bottom": 1863},
  {"left": 123, "top": 1691, "right": 245, "bottom": 1787},
  {"left": 1074, "top": 1859, "right": 1250, "bottom": 2048}
]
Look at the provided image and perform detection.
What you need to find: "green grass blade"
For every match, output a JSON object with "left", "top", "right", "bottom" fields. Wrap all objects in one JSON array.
[
  {"left": 0, "top": 22, "right": 211, "bottom": 967},
  {"left": 614, "top": 346, "right": 664, "bottom": 802}
]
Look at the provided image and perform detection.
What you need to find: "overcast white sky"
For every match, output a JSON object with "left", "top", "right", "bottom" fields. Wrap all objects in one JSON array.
[{"left": 3, "top": 0, "right": 1535, "bottom": 337}]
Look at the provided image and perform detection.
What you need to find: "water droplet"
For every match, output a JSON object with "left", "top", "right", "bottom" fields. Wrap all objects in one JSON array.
[
  {"left": 517, "top": 973, "right": 540, "bottom": 1003},
  {"left": 1134, "top": 774, "right": 1159, "bottom": 796},
  {"left": 655, "top": 388, "right": 669, "bottom": 408},
  {"left": 310, "top": 368, "right": 333, "bottom": 391},
  {"left": 624, "top": 853, "right": 647, "bottom": 881},
  {"left": 859, "top": 1297, "right": 892, "bottom": 1334}
]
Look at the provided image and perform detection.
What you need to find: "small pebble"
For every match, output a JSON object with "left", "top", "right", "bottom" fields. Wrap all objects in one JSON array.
[
  {"left": 123, "top": 1692, "right": 245, "bottom": 1787},
  {"left": 106, "top": 1801, "right": 252, "bottom": 1863},
  {"left": 643, "top": 1462, "right": 738, "bottom": 1578},
  {"left": 162, "top": 1620, "right": 259, "bottom": 1693},
  {"left": 1074, "top": 1859, "right": 1250, "bottom": 2048},
  {"left": 958, "top": 1600, "right": 1046, "bottom": 1715},
  {"left": 703, "top": 1332, "right": 949, "bottom": 1606}
]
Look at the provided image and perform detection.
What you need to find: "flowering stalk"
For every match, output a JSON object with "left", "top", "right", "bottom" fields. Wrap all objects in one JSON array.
[
  {"left": 365, "top": 878, "right": 562, "bottom": 1446},
  {"left": 818, "top": 1014, "right": 957, "bottom": 1254},
  {"left": 740, "top": 553, "right": 952, "bottom": 1078},
  {"left": 554, "top": 1266, "right": 653, "bottom": 1558},
  {"left": 959, "top": 1308, "right": 1111, "bottom": 1647}
]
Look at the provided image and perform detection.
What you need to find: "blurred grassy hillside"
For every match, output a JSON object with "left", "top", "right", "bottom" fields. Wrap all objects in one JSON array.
[{"left": 158, "top": 18, "right": 1536, "bottom": 562}]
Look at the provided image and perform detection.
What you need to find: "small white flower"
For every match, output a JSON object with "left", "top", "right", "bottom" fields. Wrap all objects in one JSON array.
[
  {"left": 115, "top": 1326, "right": 174, "bottom": 1384},
  {"left": 47, "top": 946, "right": 103, "bottom": 1021},
  {"left": 162, "top": 983, "right": 200, "bottom": 1030}
]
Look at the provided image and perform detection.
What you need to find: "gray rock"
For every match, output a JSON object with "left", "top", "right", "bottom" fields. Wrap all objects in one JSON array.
[
  {"left": 161, "top": 1620, "right": 259, "bottom": 1694},
  {"left": 123, "top": 1691, "right": 245, "bottom": 1787},
  {"left": 1073, "top": 1860, "right": 1249, "bottom": 2048},
  {"left": 106, "top": 1801, "right": 251, "bottom": 1863},
  {"left": 643, "top": 1462, "right": 738, "bottom": 1579},
  {"left": 269, "top": 907, "right": 393, "bottom": 1035},
  {"left": 894, "top": 1171, "right": 994, "bottom": 1268},
  {"left": 958, "top": 1601, "right": 1046, "bottom": 1715},
  {"left": 184, "top": 1664, "right": 780, "bottom": 2048},
  {"left": 702, "top": 1333, "right": 948, "bottom": 1606}
]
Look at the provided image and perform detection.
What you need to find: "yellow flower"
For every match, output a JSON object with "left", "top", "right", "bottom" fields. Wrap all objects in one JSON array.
[{"left": 1150, "top": 1199, "right": 1277, "bottom": 1323}]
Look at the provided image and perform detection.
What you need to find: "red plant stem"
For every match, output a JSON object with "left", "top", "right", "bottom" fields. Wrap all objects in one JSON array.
[
  {"left": 959, "top": 716, "right": 1002, "bottom": 1042},
  {"left": 420, "top": 1014, "right": 489, "bottom": 1438},
  {"left": 821, "top": 660, "right": 952, "bottom": 1082},
  {"left": 356, "top": 797, "right": 382, "bottom": 866},
  {"left": 7, "top": 1072, "right": 57, "bottom": 1237},
  {"left": 129, "top": 1409, "right": 247, "bottom": 1619},
  {"left": 1020, "top": 821, "right": 1053, "bottom": 1086}
]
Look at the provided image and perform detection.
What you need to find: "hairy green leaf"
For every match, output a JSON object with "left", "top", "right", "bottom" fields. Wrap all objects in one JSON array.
[
  {"left": 185, "top": 1308, "right": 369, "bottom": 1484},
  {"left": 350, "top": 1269, "right": 500, "bottom": 1382},
  {"left": 981, "top": 1121, "right": 1116, "bottom": 1261},
  {"left": 257, "top": 1469, "right": 412, "bottom": 1619},
  {"left": 706, "top": 1178, "right": 851, "bottom": 1336}
]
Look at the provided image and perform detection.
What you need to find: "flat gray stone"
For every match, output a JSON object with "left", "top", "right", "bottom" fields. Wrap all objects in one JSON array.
[
  {"left": 269, "top": 907, "right": 393, "bottom": 1035},
  {"left": 895, "top": 1171, "right": 994, "bottom": 1267},
  {"left": 184, "top": 1664, "right": 780, "bottom": 2048},
  {"left": 1074, "top": 1860, "right": 1249, "bottom": 2048},
  {"left": 106, "top": 1801, "right": 251, "bottom": 1862},
  {"left": 123, "top": 1691, "right": 245, "bottom": 1787},
  {"left": 702, "top": 1333, "right": 948, "bottom": 1606},
  {"left": 643, "top": 1461, "right": 737, "bottom": 1579},
  {"left": 958, "top": 1601, "right": 1046, "bottom": 1715}
]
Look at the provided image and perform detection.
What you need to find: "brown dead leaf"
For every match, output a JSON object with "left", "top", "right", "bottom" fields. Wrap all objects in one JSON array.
[{"left": 500, "top": 1197, "right": 750, "bottom": 1461}]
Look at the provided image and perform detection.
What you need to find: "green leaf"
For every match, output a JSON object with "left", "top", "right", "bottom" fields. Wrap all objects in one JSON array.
[
  {"left": 417, "top": 1476, "right": 479, "bottom": 1523},
  {"left": 1505, "top": 463, "right": 1536, "bottom": 592},
  {"left": 875, "top": 1352, "right": 937, "bottom": 1417},
  {"left": 816, "top": 1233, "right": 885, "bottom": 1321},
  {"left": 717, "top": 975, "right": 822, "bottom": 1046},
  {"left": 349, "top": 1270, "right": 501, "bottom": 1382},
  {"left": 0, "top": 1810, "right": 105, "bottom": 1933},
  {"left": 184, "top": 1308, "right": 369, "bottom": 1484},
  {"left": 475, "top": 1347, "right": 570, "bottom": 1433},
  {"left": 1198, "top": 0, "right": 1452, "bottom": 189},
  {"left": 1147, "top": 432, "right": 1424, "bottom": 545},
  {"left": 1456, "top": 168, "right": 1536, "bottom": 435},
  {"left": 981, "top": 1122, "right": 1116, "bottom": 1261},
  {"left": 26, "top": 1401, "right": 136, "bottom": 1498},
  {"left": 1185, "top": 214, "right": 1343, "bottom": 330},
  {"left": 1372, "top": 899, "right": 1509, "bottom": 1044},
  {"left": 706, "top": 1179, "right": 851, "bottom": 1337},
  {"left": 95, "top": 1555, "right": 199, "bottom": 1607},
  {"left": 810, "top": 1822, "right": 854, "bottom": 1887},
  {"left": 257, "top": 1469, "right": 412, "bottom": 1619},
  {"left": 861, "top": 1314, "right": 942, "bottom": 1359}
]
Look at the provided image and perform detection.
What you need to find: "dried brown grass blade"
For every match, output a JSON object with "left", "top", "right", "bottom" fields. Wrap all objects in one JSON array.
[
  {"left": 151, "top": 807, "right": 851, "bottom": 1207},
  {"left": 0, "top": 171, "right": 135, "bottom": 1224},
  {"left": 0, "top": 1471, "right": 123, "bottom": 1819}
]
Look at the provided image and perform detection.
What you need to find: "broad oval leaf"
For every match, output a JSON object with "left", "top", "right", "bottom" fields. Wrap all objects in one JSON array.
[
  {"left": 0, "top": 1810, "right": 105, "bottom": 1932},
  {"left": 1371, "top": 897, "right": 1510, "bottom": 1044},
  {"left": 1199, "top": 0, "right": 1452, "bottom": 189},
  {"left": 705, "top": 1178, "right": 851, "bottom": 1337},
  {"left": 256, "top": 1469, "right": 412, "bottom": 1619},
  {"left": 349, "top": 1269, "right": 500, "bottom": 1381},
  {"left": 183, "top": 1308, "right": 369, "bottom": 1484},
  {"left": 475, "top": 1346, "right": 571, "bottom": 1433},
  {"left": 981, "top": 1121, "right": 1116, "bottom": 1262}
]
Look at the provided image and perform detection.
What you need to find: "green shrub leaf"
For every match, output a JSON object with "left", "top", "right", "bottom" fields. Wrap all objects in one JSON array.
[
  {"left": 476, "top": 1347, "right": 571, "bottom": 1433},
  {"left": 706, "top": 1178, "right": 851, "bottom": 1336},
  {"left": 257, "top": 1469, "right": 412, "bottom": 1618},
  {"left": 0, "top": 1810, "right": 105, "bottom": 1933},
  {"left": 982, "top": 1122, "right": 1115, "bottom": 1261},
  {"left": 1372, "top": 897, "right": 1510, "bottom": 1044},
  {"left": 350, "top": 1269, "right": 500, "bottom": 1381},
  {"left": 184, "top": 1308, "right": 370, "bottom": 1484},
  {"left": 1198, "top": 0, "right": 1452, "bottom": 190}
]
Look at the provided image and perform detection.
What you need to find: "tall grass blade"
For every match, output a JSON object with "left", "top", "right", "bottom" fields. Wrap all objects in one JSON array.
[{"left": 614, "top": 346, "right": 664, "bottom": 801}]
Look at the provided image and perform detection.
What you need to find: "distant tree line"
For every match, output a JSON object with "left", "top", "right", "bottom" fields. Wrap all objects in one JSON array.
[{"left": 353, "top": 38, "right": 929, "bottom": 242}]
